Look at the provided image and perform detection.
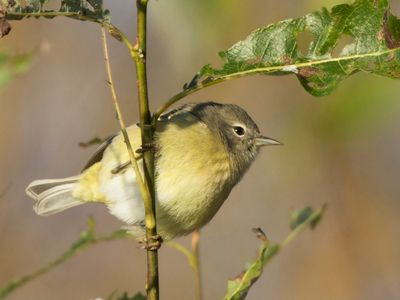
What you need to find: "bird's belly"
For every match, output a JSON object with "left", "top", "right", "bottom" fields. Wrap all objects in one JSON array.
[
  {"left": 99, "top": 168, "right": 146, "bottom": 225},
  {"left": 96, "top": 164, "right": 232, "bottom": 239},
  {"left": 155, "top": 163, "right": 232, "bottom": 239}
]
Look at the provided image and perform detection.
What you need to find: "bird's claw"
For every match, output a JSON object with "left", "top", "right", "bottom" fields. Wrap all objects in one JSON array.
[{"left": 136, "top": 142, "right": 155, "bottom": 154}]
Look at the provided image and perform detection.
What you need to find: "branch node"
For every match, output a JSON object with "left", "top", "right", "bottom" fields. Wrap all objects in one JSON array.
[{"left": 140, "top": 235, "right": 163, "bottom": 251}]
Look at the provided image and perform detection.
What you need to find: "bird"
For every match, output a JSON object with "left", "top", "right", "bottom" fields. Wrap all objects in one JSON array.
[{"left": 26, "top": 102, "right": 281, "bottom": 240}]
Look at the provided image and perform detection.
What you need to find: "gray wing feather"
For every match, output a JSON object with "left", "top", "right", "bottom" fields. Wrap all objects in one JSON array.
[
  {"left": 81, "top": 134, "right": 117, "bottom": 172},
  {"left": 158, "top": 103, "right": 198, "bottom": 121}
]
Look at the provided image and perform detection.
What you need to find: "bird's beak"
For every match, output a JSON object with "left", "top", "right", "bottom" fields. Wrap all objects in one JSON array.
[{"left": 255, "top": 136, "right": 283, "bottom": 147}]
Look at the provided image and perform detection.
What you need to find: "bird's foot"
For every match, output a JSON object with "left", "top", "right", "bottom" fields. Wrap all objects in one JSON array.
[
  {"left": 136, "top": 142, "right": 156, "bottom": 154},
  {"left": 139, "top": 235, "right": 163, "bottom": 251}
]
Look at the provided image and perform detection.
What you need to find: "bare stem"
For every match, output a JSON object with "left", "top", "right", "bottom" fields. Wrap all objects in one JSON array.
[{"left": 134, "top": 1, "right": 159, "bottom": 299}]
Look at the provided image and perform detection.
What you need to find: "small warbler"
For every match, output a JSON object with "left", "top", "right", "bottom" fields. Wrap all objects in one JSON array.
[{"left": 26, "top": 102, "right": 281, "bottom": 240}]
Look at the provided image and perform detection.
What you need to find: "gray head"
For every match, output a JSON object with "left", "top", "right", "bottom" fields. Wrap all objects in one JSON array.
[{"left": 188, "top": 102, "right": 281, "bottom": 179}]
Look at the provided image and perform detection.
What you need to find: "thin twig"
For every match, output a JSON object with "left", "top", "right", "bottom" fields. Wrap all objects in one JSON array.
[
  {"left": 166, "top": 242, "right": 194, "bottom": 267},
  {"left": 0, "top": 229, "right": 130, "bottom": 299},
  {"left": 191, "top": 231, "right": 203, "bottom": 300},
  {"left": 166, "top": 231, "right": 203, "bottom": 300},
  {"left": 100, "top": 26, "right": 150, "bottom": 202}
]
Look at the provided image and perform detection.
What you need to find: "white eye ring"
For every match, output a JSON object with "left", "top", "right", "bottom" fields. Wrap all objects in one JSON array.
[{"left": 233, "top": 126, "right": 245, "bottom": 136}]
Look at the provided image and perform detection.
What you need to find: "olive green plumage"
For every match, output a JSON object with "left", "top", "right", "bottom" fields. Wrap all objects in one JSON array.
[{"left": 26, "top": 102, "right": 281, "bottom": 240}]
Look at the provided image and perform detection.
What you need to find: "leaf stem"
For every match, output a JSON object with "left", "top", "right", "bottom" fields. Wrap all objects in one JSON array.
[{"left": 134, "top": 1, "right": 159, "bottom": 299}]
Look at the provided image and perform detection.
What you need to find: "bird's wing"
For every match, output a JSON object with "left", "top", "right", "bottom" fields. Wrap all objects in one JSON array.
[
  {"left": 81, "top": 134, "right": 117, "bottom": 172},
  {"left": 76, "top": 106, "right": 199, "bottom": 173},
  {"left": 81, "top": 124, "right": 145, "bottom": 174},
  {"left": 158, "top": 103, "right": 198, "bottom": 121},
  {"left": 94, "top": 125, "right": 146, "bottom": 226}
]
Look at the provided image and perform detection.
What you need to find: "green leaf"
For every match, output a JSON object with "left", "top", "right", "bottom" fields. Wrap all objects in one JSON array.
[
  {"left": 192, "top": 0, "right": 400, "bottom": 97},
  {"left": 223, "top": 206, "right": 326, "bottom": 300},
  {"left": 0, "top": 50, "right": 34, "bottom": 89},
  {"left": 224, "top": 232, "right": 272, "bottom": 300},
  {"left": 5, "top": 0, "right": 109, "bottom": 22},
  {"left": 3, "top": 0, "right": 119, "bottom": 41},
  {"left": 290, "top": 206, "right": 315, "bottom": 230}
]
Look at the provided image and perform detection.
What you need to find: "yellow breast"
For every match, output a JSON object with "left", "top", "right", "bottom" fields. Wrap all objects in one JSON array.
[{"left": 155, "top": 115, "right": 233, "bottom": 238}]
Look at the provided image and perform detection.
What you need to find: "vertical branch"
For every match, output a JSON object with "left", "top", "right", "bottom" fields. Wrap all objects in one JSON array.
[{"left": 134, "top": 0, "right": 159, "bottom": 299}]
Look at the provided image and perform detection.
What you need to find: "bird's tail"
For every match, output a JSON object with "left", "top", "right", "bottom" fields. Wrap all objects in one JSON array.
[{"left": 26, "top": 176, "right": 84, "bottom": 216}]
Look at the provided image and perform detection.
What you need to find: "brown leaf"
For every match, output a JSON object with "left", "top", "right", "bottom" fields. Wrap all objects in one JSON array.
[
  {"left": 108, "top": 27, "right": 123, "bottom": 42},
  {"left": 7, "top": 0, "right": 16, "bottom": 8},
  {"left": 0, "top": 2, "right": 11, "bottom": 38},
  {"left": 383, "top": 11, "right": 400, "bottom": 49},
  {"left": 298, "top": 66, "right": 317, "bottom": 77},
  {"left": 0, "top": 18, "right": 11, "bottom": 38}
]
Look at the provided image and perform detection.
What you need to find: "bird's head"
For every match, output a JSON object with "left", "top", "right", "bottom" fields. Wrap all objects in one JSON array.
[{"left": 190, "top": 102, "right": 281, "bottom": 178}]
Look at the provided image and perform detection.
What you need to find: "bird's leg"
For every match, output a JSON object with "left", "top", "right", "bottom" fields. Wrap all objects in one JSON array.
[
  {"left": 135, "top": 123, "right": 156, "bottom": 154},
  {"left": 139, "top": 235, "right": 163, "bottom": 251}
]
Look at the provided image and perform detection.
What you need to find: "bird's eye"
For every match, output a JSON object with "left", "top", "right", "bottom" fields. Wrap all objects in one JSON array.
[{"left": 233, "top": 126, "right": 245, "bottom": 136}]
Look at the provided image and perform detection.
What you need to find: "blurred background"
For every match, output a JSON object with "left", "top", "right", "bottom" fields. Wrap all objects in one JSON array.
[{"left": 1, "top": 0, "right": 400, "bottom": 299}]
